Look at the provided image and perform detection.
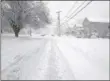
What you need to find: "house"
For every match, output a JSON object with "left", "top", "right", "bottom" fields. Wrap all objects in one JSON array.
[
  {"left": 82, "top": 18, "right": 109, "bottom": 38},
  {"left": 73, "top": 17, "right": 109, "bottom": 38},
  {"left": 72, "top": 24, "right": 84, "bottom": 37},
  {"left": 72, "top": 18, "right": 86, "bottom": 38}
]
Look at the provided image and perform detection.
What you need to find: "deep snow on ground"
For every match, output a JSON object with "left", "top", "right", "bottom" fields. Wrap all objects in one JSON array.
[
  {"left": 1, "top": 35, "right": 48, "bottom": 79},
  {"left": 1, "top": 34, "right": 45, "bottom": 70},
  {"left": 55, "top": 36, "right": 109, "bottom": 80},
  {"left": 1, "top": 34, "right": 109, "bottom": 80},
  {"left": 19, "top": 39, "right": 75, "bottom": 80}
]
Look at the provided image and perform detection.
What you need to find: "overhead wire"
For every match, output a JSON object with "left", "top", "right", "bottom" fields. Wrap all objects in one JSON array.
[
  {"left": 61, "top": 1, "right": 86, "bottom": 24},
  {"left": 61, "top": 1, "right": 78, "bottom": 22},
  {"left": 61, "top": 1, "right": 92, "bottom": 26}
]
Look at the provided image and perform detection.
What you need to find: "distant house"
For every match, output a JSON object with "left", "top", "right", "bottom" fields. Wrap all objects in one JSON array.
[
  {"left": 73, "top": 17, "right": 109, "bottom": 38},
  {"left": 72, "top": 18, "right": 87, "bottom": 37},
  {"left": 82, "top": 18, "right": 109, "bottom": 38},
  {"left": 72, "top": 24, "right": 84, "bottom": 37}
]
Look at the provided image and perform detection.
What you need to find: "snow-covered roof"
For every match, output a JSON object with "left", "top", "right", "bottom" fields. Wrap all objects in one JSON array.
[
  {"left": 76, "top": 17, "right": 109, "bottom": 24},
  {"left": 87, "top": 18, "right": 109, "bottom": 23}
]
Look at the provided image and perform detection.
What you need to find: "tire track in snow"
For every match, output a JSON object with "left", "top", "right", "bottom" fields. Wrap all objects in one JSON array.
[
  {"left": 1, "top": 39, "right": 48, "bottom": 80},
  {"left": 22, "top": 40, "right": 52, "bottom": 80},
  {"left": 2, "top": 38, "right": 75, "bottom": 80},
  {"left": 44, "top": 40, "right": 60, "bottom": 80},
  {"left": 52, "top": 39, "right": 75, "bottom": 80},
  {"left": 44, "top": 39, "right": 75, "bottom": 80},
  {"left": 20, "top": 38, "right": 75, "bottom": 80}
]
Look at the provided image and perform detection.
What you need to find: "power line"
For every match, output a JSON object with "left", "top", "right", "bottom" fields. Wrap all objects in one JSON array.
[
  {"left": 67, "top": 1, "right": 86, "bottom": 19},
  {"left": 61, "top": 1, "right": 86, "bottom": 24},
  {"left": 69, "top": 1, "right": 92, "bottom": 20},
  {"left": 61, "top": 1, "right": 92, "bottom": 25},
  {"left": 66, "top": 1, "right": 78, "bottom": 17},
  {"left": 61, "top": 1, "right": 78, "bottom": 21}
]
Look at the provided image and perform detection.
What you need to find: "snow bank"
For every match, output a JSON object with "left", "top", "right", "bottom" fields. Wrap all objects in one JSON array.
[{"left": 55, "top": 36, "right": 109, "bottom": 80}]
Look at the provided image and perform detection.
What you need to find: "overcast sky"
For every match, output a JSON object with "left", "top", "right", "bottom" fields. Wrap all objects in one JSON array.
[{"left": 46, "top": 1, "right": 109, "bottom": 24}]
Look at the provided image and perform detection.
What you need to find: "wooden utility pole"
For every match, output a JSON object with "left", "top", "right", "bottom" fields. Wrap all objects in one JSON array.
[
  {"left": 30, "top": 27, "right": 32, "bottom": 36},
  {"left": 56, "top": 11, "right": 61, "bottom": 36}
]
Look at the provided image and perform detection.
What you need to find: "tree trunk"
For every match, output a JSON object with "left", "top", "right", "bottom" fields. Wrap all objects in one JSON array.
[
  {"left": 8, "top": 19, "right": 21, "bottom": 37},
  {"left": 1, "top": 29, "right": 2, "bottom": 33},
  {"left": 30, "top": 27, "right": 32, "bottom": 36},
  {"left": 15, "top": 31, "right": 19, "bottom": 37},
  {"left": 12, "top": 25, "right": 20, "bottom": 37}
]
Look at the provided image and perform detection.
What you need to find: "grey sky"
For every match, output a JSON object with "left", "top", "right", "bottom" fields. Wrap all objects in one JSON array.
[{"left": 46, "top": 1, "right": 109, "bottom": 24}]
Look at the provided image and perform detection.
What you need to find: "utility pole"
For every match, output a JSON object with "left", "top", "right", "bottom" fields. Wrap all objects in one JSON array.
[
  {"left": 30, "top": 27, "right": 32, "bottom": 36},
  {"left": 1, "top": 4, "right": 3, "bottom": 34},
  {"left": 56, "top": 11, "right": 61, "bottom": 36}
]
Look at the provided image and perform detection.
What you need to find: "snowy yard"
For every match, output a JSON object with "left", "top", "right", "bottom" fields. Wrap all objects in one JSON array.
[
  {"left": 55, "top": 36, "right": 109, "bottom": 80},
  {"left": 1, "top": 34, "right": 109, "bottom": 80}
]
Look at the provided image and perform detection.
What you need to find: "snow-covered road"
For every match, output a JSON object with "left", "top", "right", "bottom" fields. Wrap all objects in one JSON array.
[
  {"left": 19, "top": 39, "right": 75, "bottom": 80},
  {"left": 1, "top": 36, "right": 75, "bottom": 80},
  {"left": 1, "top": 35, "right": 109, "bottom": 80},
  {"left": 1, "top": 35, "right": 49, "bottom": 80}
]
